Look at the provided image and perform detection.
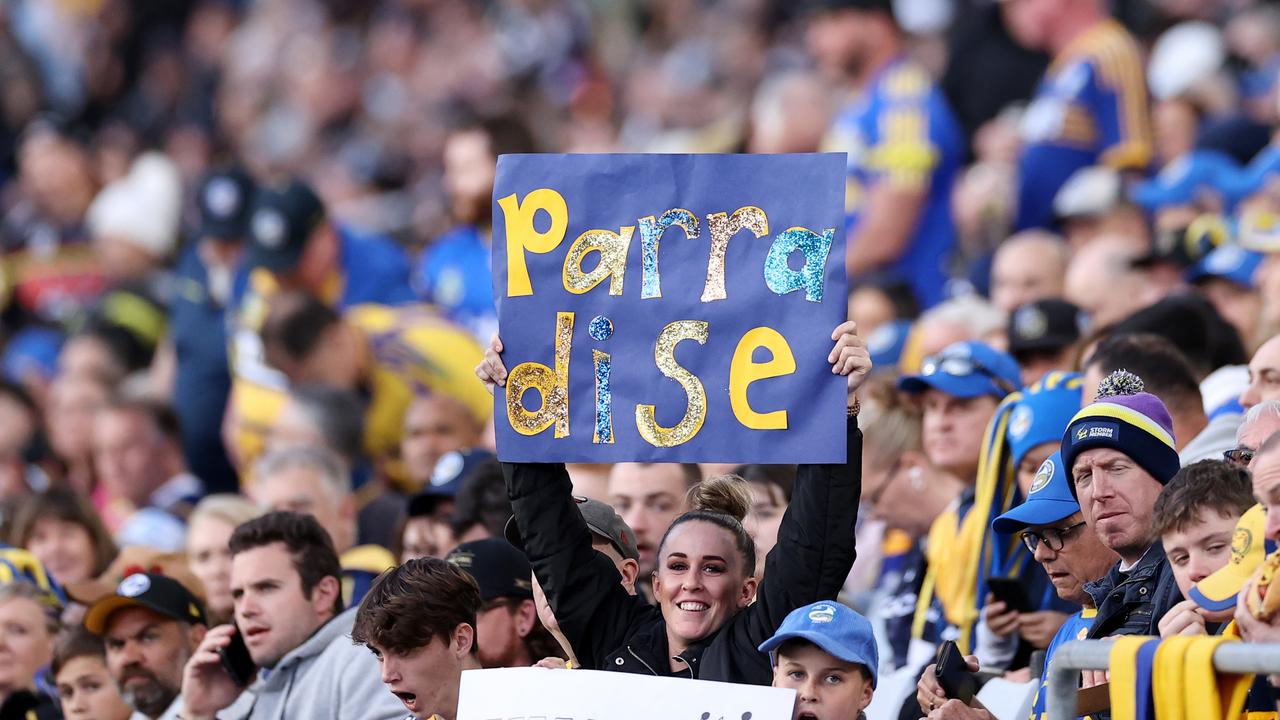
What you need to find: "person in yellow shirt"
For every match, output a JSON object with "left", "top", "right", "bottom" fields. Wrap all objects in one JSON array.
[{"left": 259, "top": 292, "right": 490, "bottom": 490}]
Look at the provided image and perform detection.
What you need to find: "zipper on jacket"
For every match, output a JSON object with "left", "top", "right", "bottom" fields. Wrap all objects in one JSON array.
[
  {"left": 673, "top": 654, "right": 696, "bottom": 679},
  {"left": 626, "top": 646, "right": 659, "bottom": 676}
]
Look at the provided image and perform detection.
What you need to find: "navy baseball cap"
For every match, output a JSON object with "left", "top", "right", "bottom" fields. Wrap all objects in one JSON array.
[
  {"left": 1187, "top": 244, "right": 1263, "bottom": 290},
  {"left": 758, "top": 601, "right": 879, "bottom": 687},
  {"left": 244, "top": 178, "right": 326, "bottom": 273},
  {"left": 196, "top": 167, "right": 255, "bottom": 241},
  {"left": 445, "top": 539, "right": 533, "bottom": 602},
  {"left": 992, "top": 452, "right": 1078, "bottom": 534},
  {"left": 897, "top": 341, "right": 1021, "bottom": 399}
]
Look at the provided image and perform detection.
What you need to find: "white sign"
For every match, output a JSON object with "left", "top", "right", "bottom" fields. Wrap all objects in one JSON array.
[{"left": 457, "top": 667, "right": 796, "bottom": 720}]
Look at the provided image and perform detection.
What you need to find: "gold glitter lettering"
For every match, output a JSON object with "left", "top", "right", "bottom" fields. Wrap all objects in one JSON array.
[
  {"left": 635, "top": 320, "right": 709, "bottom": 447},
  {"left": 562, "top": 227, "right": 634, "bottom": 296},
  {"left": 506, "top": 312, "right": 574, "bottom": 437},
  {"left": 702, "top": 206, "right": 768, "bottom": 302}
]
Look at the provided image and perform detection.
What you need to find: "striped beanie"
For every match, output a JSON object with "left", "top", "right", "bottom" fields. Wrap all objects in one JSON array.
[{"left": 1060, "top": 370, "right": 1179, "bottom": 497}]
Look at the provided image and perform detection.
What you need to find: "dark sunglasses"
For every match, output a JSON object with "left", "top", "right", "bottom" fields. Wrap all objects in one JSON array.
[{"left": 1224, "top": 446, "right": 1255, "bottom": 467}]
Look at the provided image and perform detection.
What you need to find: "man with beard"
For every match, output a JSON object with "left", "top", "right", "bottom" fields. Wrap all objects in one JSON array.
[
  {"left": 84, "top": 573, "right": 207, "bottom": 720},
  {"left": 807, "top": 0, "right": 964, "bottom": 309},
  {"left": 414, "top": 116, "right": 535, "bottom": 341}
]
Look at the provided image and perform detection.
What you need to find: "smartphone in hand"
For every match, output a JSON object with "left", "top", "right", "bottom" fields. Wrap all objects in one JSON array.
[
  {"left": 987, "top": 576, "right": 1032, "bottom": 614},
  {"left": 217, "top": 626, "right": 257, "bottom": 688},
  {"left": 934, "top": 640, "right": 976, "bottom": 704}
]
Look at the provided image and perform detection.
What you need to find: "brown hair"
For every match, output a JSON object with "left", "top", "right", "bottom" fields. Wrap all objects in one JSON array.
[
  {"left": 351, "top": 557, "right": 481, "bottom": 656},
  {"left": 229, "top": 512, "right": 343, "bottom": 616},
  {"left": 51, "top": 627, "right": 107, "bottom": 678},
  {"left": 9, "top": 488, "right": 117, "bottom": 577},
  {"left": 658, "top": 475, "right": 757, "bottom": 575},
  {"left": 1152, "top": 460, "right": 1255, "bottom": 537}
]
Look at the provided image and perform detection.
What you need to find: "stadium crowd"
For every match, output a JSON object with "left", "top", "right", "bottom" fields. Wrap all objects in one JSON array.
[{"left": 4, "top": 0, "right": 1280, "bottom": 718}]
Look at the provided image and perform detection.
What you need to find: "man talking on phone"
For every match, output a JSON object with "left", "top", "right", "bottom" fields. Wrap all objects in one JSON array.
[
  {"left": 83, "top": 572, "right": 208, "bottom": 720},
  {"left": 178, "top": 512, "right": 405, "bottom": 720}
]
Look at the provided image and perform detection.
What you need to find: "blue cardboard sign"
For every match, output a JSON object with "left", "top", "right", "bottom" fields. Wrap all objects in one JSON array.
[{"left": 492, "top": 153, "right": 848, "bottom": 463}]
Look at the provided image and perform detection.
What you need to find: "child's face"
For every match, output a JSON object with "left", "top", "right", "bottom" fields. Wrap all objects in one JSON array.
[
  {"left": 1163, "top": 509, "right": 1240, "bottom": 599},
  {"left": 772, "top": 642, "right": 873, "bottom": 720}
]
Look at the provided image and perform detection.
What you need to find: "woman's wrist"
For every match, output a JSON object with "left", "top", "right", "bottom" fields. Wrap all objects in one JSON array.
[{"left": 847, "top": 396, "right": 860, "bottom": 417}]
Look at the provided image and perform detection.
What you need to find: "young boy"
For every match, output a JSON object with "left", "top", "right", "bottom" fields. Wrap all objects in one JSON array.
[
  {"left": 1151, "top": 459, "right": 1256, "bottom": 636},
  {"left": 759, "top": 601, "right": 878, "bottom": 720}
]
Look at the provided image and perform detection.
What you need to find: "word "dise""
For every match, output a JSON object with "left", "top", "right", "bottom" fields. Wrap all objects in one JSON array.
[{"left": 499, "top": 188, "right": 836, "bottom": 303}]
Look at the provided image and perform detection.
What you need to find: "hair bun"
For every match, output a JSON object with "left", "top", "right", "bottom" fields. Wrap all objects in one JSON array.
[{"left": 687, "top": 475, "right": 752, "bottom": 523}]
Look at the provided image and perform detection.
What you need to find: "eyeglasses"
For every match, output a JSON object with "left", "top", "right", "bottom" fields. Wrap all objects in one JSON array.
[
  {"left": 866, "top": 457, "right": 903, "bottom": 507},
  {"left": 1019, "top": 521, "right": 1087, "bottom": 553},
  {"left": 920, "top": 353, "right": 1017, "bottom": 395},
  {"left": 1224, "top": 446, "right": 1255, "bottom": 467}
]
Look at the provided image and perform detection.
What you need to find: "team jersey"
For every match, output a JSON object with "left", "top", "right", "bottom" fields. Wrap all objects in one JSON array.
[
  {"left": 226, "top": 225, "right": 415, "bottom": 473},
  {"left": 1028, "top": 608, "right": 1097, "bottom": 720},
  {"left": 414, "top": 224, "right": 496, "bottom": 341},
  {"left": 824, "top": 57, "right": 964, "bottom": 308},
  {"left": 1016, "top": 19, "right": 1152, "bottom": 230},
  {"left": 346, "top": 303, "right": 490, "bottom": 487}
]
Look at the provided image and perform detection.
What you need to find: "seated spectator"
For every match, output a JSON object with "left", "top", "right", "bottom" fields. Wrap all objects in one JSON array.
[
  {"left": 505, "top": 495, "right": 640, "bottom": 667},
  {"left": 351, "top": 557, "right": 483, "bottom": 720},
  {"left": 607, "top": 461, "right": 701, "bottom": 602},
  {"left": 1064, "top": 241, "right": 1152, "bottom": 330},
  {"left": 0, "top": 582, "right": 61, "bottom": 718},
  {"left": 479, "top": 322, "right": 867, "bottom": 683},
  {"left": 759, "top": 601, "right": 878, "bottom": 720},
  {"left": 9, "top": 487, "right": 117, "bottom": 586},
  {"left": 83, "top": 572, "right": 207, "bottom": 720},
  {"left": 1082, "top": 333, "right": 1231, "bottom": 464},
  {"left": 400, "top": 393, "right": 483, "bottom": 493},
  {"left": 52, "top": 628, "right": 133, "bottom": 720},
  {"left": 1007, "top": 300, "right": 1082, "bottom": 386},
  {"left": 1243, "top": 334, "right": 1280, "bottom": 411},
  {"left": 445, "top": 538, "right": 564, "bottom": 668},
  {"left": 448, "top": 456, "right": 513, "bottom": 546},
  {"left": 1151, "top": 460, "right": 1255, "bottom": 636},
  {"left": 395, "top": 449, "right": 493, "bottom": 563},
  {"left": 988, "top": 231, "right": 1068, "bottom": 314},
  {"left": 1008, "top": 372, "right": 1084, "bottom": 496},
  {"left": 186, "top": 495, "right": 262, "bottom": 625},
  {"left": 249, "top": 445, "right": 395, "bottom": 606},
  {"left": 93, "top": 398, "right": 205, "bottom": 551},
  {"left": 1189, "top": 245, "right": 1266, "bottom": 351},
  {"left": 179, "top": 513, "right": 406, "bottom": 720},
  {"left": 1230, "top": 400, "right": 1280, "bottom": 470},
  {"left": 900, "top": 296, "right": 1008, "bottom": 367},
  {"left": 1061, "top": 371, "right": 1184, "bottom": 641},
  {"left": 735, "top": 464, "right": 796, "bottom": 578},
  {"left": 45, "top": 374, "right": 110, "bottom": 492}
]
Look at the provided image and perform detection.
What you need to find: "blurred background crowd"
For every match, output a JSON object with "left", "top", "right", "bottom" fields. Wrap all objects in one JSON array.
[{"left": 2, "top": 0, "right": 1280, "bottom": 717}]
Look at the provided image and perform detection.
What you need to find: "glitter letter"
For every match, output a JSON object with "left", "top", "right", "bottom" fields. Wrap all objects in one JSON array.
[
  {"left": 638, "top": 208, "right": 700, "bottom": 299},
  {"left": 562, "top": 227, "right": 634, "bottom": 296},
  {"left": 505, "top": 312, "right": 574, "bottom": 437},
  {"left": 635, "top": 320, "right": 709, "bottom": 448},
  {"left": 763, "top": 227, "right": 835, "bottom": 303},
  {"left": 702, "top": 206, "right": 768, "bottom": 302},
  {"left": 497, "top": 189, "right": 569, "bottom": 297},
  {"left": 729, "top": 327, "right": 796, "bottom": 430}
]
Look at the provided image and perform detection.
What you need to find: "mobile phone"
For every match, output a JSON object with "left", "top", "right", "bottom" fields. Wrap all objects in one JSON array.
[
  {"left": 934, "top": 641, "right": 976, "bottom": 704},
  {"left": 987, "top": 576, "right": 1032, "bottom": 614},
  {"left": 218, "top": 626, "right": 256, "bottom": 688}
]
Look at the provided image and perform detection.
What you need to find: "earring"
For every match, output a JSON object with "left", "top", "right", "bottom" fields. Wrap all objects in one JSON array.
[{"left": 909, "top": 467, "right": 924, "bottom": 490}]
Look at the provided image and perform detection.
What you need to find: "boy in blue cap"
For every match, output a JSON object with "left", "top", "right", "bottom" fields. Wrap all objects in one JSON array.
[{"left": 760, "top": 601, "right": 878, "bottom": 720}]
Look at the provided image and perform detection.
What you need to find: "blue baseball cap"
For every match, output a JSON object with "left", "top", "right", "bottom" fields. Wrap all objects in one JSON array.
[
  {"left": 1007, "top": 373, "right": 1084, "bottom": 467},
  {"left": 867, "top": 320, "right": 911, "bottom": 374},
  {"left": 1187, "top": 244, "right": 1264, "bottom": 290},
  {"left": 1130, "top": 150, "right": 1242, "bottom": 210},
  {"left": 992, "top": 452, "right": 1079, "bottom": 535},
  {"left": 1222, "top": 144, "right": 1280, "bottom": 203},
  {"left": 758, "top": 601, "right": 879, "bottom": 687},
  {"left": 406, "top": 449, "right": 494, "bottom": 516},
  {"left": 1, "top": 327, "right": 63, "bottom": 384},
  {"left": 897, "top": 341, "right": 1021, "bottom": 400}
]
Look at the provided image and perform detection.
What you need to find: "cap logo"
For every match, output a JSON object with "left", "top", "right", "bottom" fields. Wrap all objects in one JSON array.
[
  {"left": 1009, "top": 406, "right": 1033, "bottom": 441},
  {"left": 447, "top": 551, "right": 473, "bottom": 569},
  {"left": 1074, "top": 423, "right": 1117, "bottom": 443},
  {"left": 514, "top": 578, "right": 532, "bottom": 591},
  {"left": 1233, "top": 527, "right": 1254, "bottom": 565},
  {"left": 118, "top": 574, "right": 150, "bottom": 598},
  {"left": 1013, "top": 306, "right": 1047, "bottom": 341},
  {"left": 251, "top": 208, "right": 287, "bottom": 249},
  {"left": 1029, "top": 459, "right": 1055, "bottom": 494},
  {"left": 205, "top": 178, "right": 242, "bottom": 218},
  {"left": 431, "top": 451, "right": 464, "bottom": 486},
  {"left": 807, "top": 604, "right": 836, "bottom": 624},
  {"left": 1207, "top": 245, "right": 1245, "bottom": 274}
]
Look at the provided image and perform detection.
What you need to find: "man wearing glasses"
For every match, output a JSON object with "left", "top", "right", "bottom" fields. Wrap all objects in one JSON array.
[
  {"left": 916, "top": 452, "right": 1117, "bottom": 717},
  {"left": 1226, "top": 400, "right": 1280, "bottom": 471}
]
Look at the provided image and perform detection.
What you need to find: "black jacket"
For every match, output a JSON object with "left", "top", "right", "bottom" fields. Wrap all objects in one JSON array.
[
  {"left": 1084, "top": 541, "right": 1183, "bottom": 639},
  {"left": 503, "top": 416, "right": 861, "bottom": 686}
]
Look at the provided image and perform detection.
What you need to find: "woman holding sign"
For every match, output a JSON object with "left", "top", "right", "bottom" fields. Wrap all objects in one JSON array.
[{"left": 476, "top": 321, "right": 867, "bottom": 686}]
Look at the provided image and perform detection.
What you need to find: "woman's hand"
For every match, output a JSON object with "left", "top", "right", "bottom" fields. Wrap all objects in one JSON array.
[
  {"left": 475, "top": 334, "right": 507, "bottom": 395},
  {"left": 828, "top": 321, "right": 872, "bottom": 400}
]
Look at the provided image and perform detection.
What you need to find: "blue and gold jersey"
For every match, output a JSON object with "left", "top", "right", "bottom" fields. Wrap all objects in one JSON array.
[
  {"left": 1017, "top": 19, "right": 1152, "bottom": 230},
  {"left": 1028, "top": 608, "right": 1097, "bottom": 720},
  {"left": 824, "top": 57, "right": 964, "bottom": 308}
]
